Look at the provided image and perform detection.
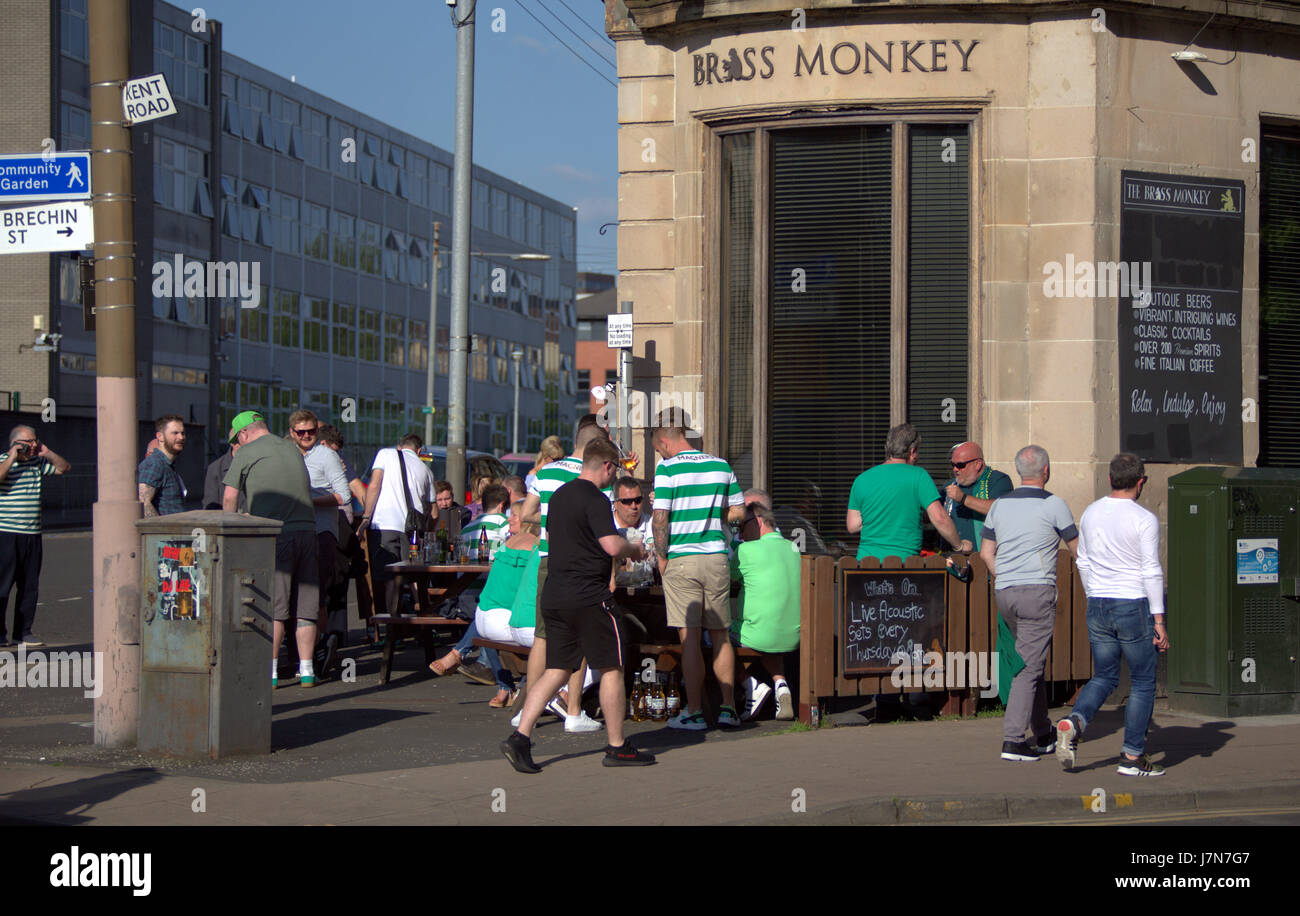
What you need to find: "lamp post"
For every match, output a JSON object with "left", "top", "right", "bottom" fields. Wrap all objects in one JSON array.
[
  {"left": 511, "top": 348, "right": 524, "bottom": 454},
  {"left": 423, "top": 222, "right": 441, "bottom": 447}
]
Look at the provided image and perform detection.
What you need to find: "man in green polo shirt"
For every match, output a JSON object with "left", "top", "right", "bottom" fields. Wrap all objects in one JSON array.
[
  {"left": 222, "top": 410, "right": 321, "bottom": 688},
  {"left": 0, "top": 426, "right": 71, "bottom": 647},
  {"left": 730, "top": 503, "right": 800, "bottom": 720},
  {"left": 846, "top": 422, "right": 969, "bottom": 561}
]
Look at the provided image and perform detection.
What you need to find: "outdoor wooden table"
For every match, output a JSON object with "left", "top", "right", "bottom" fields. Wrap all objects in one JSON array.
[{"left": 372, "top": 562, "right": 491, "bottom": 684}]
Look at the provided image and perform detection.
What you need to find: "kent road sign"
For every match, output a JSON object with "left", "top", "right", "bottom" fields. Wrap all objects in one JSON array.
[{"left": 0, "top": 152, "right": 91, "bottom": 204}]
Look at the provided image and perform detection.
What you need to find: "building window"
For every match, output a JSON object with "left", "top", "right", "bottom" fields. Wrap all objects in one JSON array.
[
  {"left": 241, "top": 181, "right": 271, "bottom": 246},
  {"left": 151, "top": 249, "right": 207, "bottom": 326},
  {"left": 60, "top": 104, "right": 90, "bottom": 152},
  {"left": 432, "top": 163, "right": 451, "bottom": 215},
  {"left": 303, "top": 203, "right": 328, "bottom": 260},
  {"left": 437, "top": 326, "right": 449, "bottom": 376},
  {"left": 472, "top": 335, "right": 489, "bottom": 382},
  {"left": 60, "top": 0, "right": 88, "bottom": 62},
  {"left": 359, "top": 308, "right": 380, "bottom": 362},
  {"left": 384, "top": 230, "right": 406, "bottom": 282},
  {"left": 240, "top": 285, "right": 269, "bottom": 343},
  {"left": 333, "top": 212, "right": 356, "bottom": 268},
  {"left": 274, "top": 192, "right": 300, "bottom": 252},
  {"left": 1259, "top": 127, "right": 1300, "bottom": 467},
  {"left": 332, "top": 302, "right": 356, "bottom": 358},
  {"left": 331, "top": 119, "right": 356, "bottom": 178},
  {"left": 154, "top": 139, "right": 213, "bottom": 217},
  {"left": 152, "top": 364, "right": 208, "bottom": 387},
  {"left": 359, "top": 220, "right": 381, "bottom": 275},
  {"left": 304, "top": 298, "right": 329, "bottom": 353},
  {"left": 719, "top": 119, "right": 971, "bottom": 538},
  {"left": 472, "top": 179, "right": 490, "bottom": 229},
  {"left": 219, "top": 298, "right": 238, "bottom": 339},
  {"left": 384, "top": 314, "right": 405, "bottom": 367},
  {"left": 273, "top": 290, "right": 300, "bottom": 349},
  {"left": 407, "top": 154, "right": 427, "bottom": 207},
  {"left": 491, "top": 187, "right": 509, "bottom": 237},
  {"left": 577, "top": 369, "right": 590, "bottom": 395},
  {"left": 304, "top": 107, "right": 328, "bottom": 169},
  {"left": 154, "top": 22, "right": 209, "bottom": 107},
  {"left": 272, "top": 94, "right": 302, "bottom": 158},
  {"left": 409, "top": 320, "right": 428, "bottom": 371}
]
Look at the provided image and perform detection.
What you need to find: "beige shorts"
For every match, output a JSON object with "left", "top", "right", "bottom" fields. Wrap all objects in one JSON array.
[{"left": 662, "top": 553, "right": 731, "bottom": 630}]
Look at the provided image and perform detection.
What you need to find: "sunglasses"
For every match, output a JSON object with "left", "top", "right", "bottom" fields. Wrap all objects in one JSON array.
[
  {"left": 951, "top": 459, "right": 977, "bottom": 469},
  {"left": 292, "top": 428, "right": 318, "bottom": 437},
  {"left": 617, "top": 497, "right": 643, "bottom": 506}
]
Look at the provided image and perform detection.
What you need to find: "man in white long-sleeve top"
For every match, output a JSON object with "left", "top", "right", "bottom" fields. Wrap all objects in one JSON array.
[{"left": 1055, "top": 453, "right": 1171, "bottom": 777}]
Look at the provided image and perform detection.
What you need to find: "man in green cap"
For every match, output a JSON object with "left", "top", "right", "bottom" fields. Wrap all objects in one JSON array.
[{"left": 222, "top": 411, "right": 321, "bottom": 688}]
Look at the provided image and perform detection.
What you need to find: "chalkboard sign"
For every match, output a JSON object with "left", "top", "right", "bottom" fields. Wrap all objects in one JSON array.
[
  {"left": 1118, "top": 170, "right": 1245, "bottom": 463},
  {"left": 841, "top": 569, "right": 946, "bottom": 676}
]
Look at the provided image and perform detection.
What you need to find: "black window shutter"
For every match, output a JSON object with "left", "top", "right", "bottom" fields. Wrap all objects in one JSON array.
[{"left": 1260, "top": 130, "right": 1300, "bottom": 467}]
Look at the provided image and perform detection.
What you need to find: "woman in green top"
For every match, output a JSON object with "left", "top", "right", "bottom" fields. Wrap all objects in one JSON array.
[{"left": 430, "top": 508, "right": 538, "bottom": 707}]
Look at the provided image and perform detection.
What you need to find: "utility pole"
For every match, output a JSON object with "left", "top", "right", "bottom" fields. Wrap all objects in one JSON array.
[
  {"left": 89, "top": 0, "right": 140, "bottom": 746},
  {"left": 423, "top": 221, "right": 441, "bottom": 446},
  {"left": 446, "top": 0, "right": 476, "bottom": 499}
]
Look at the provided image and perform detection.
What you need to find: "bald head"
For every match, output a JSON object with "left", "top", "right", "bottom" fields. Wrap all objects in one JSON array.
[
  {"left": 9, "top": 426, "right": 35, "bottom": 446},
  {"left": 949, "top": 441, "right": 987, "bottom": 486}
]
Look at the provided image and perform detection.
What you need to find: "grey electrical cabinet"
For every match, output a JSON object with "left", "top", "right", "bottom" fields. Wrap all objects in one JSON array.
[
  {"left": 136, "top": 511, "right": 281, "bottom": 757},
  {"left": 1167, "top": 467, "right": 1300, "bottom": 717}
]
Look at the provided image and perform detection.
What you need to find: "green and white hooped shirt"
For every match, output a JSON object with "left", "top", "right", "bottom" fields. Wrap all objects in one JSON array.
[
  {"left": 460, "top": 512, "right": 510, "bottom": 558},
  {"left": 653, "top": 451, "right": 743, "bottom": 559},
  {"left": 531, "top": 456, "right": 615, "bottom": 558}
]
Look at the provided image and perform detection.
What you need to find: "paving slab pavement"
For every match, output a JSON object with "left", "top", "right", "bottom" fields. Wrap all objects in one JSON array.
[{"left": 4, "top": 708, "right": 1299, "bottom": 826}]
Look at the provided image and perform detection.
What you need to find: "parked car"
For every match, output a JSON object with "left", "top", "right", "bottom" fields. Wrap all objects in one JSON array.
[{"left": 497, "top": 453, "right": 536, "bottom": 481}]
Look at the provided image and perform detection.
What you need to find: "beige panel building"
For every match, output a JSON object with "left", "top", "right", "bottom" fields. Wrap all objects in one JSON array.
[
  {"left": 607, "top": 0, "right": 1300, "bottom": 555},
  {"left": 0, "top": 0, "right": 55, "bottom": 413}
]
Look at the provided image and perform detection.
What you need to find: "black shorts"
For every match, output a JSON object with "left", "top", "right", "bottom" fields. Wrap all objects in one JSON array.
[{"left": 544, "top": 599, "right": 624, "bottom": 672}]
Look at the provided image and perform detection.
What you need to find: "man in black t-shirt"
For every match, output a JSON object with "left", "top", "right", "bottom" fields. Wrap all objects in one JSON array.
[{"left": 501, "top": 438, "right": 656, "bottom": 772}]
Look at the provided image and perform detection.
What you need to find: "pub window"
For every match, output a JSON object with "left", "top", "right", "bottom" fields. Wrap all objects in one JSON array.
[
  {"left": 719, "top": 119, "right": 972, "bottom": 549},
  {"left": 1259, "top": 126, "right": 1300, "bottom": 467}
]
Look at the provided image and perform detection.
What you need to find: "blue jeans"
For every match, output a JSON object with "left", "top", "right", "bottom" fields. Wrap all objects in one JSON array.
[
  {"left": 1069, "top": 597, "right": 1158, "bottom": 757},
  {"left": 453, "top": 619, "right": 512, "bottom": 692}
]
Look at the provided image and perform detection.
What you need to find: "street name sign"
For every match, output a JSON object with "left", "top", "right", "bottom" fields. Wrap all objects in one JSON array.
[
  {"left": 0, "top": 202, "right": 95, "bottom": 254},
  {"left": 607, "top": 313, "right": 633, "bottom": 348},
  {"left": 123, "top": 73, "right": 177, "bottom": 124},
  {"left": 0, "top": 153, "right": 91, "bottom": 204}
]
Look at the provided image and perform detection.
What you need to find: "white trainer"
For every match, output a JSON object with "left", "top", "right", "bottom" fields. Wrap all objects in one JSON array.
[
  {"left": 773, "top": 681, "right": 794, "bottom": 720},
  {"left": 564, "top": 711, "right": 603, "bottom": 733}
]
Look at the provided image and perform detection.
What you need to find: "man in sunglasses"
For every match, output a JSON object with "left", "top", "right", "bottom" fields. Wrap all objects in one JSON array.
[
  {"left": 0, "top": 426, "right": 71, "bottom": 647},
  {"left": 943, "top": 442, "right": 1013, "bottom": 549},
  {"left": 612, "top": 476, "right": 654, "bottom": 585},
  {"left": 289, "top": 409, "right": 351, "bottom": 674}
]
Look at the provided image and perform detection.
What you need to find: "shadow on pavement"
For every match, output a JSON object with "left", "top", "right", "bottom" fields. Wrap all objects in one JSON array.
[
  {"left": 0, "top": 767, "right": 162, "bottom": 824},
  {"left": 1066, "top": 712, "right": 1234, "bottom": 772},
  {"left": 272, "top": 708, "right": 428, "bottom": 751}
]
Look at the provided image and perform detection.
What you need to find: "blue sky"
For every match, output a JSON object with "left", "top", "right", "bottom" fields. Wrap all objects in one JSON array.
[{"left": 210, "top": 0, "right": 619, "bottom": 275}]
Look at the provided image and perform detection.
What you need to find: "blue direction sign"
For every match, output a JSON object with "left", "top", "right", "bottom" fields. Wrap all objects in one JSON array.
[{"left": 0, "top": 152, "right": 92, "bottom": 204}]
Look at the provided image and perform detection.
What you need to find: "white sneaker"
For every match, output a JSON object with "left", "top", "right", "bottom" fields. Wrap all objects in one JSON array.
[
  {"left": 564, "top": 711, "right": 603, "bottom": 733},
  {"left": 773, "top": 681, "right": 794, "bottom": 720},
  {"left": 510, "top": 710, "right": 523, "bottom": 729},
  {"left": 741, "top": 682, "right": 772, "bottom": 721},
  {"left": 545, "top": 696, "right": 568, "bottom": 719}
]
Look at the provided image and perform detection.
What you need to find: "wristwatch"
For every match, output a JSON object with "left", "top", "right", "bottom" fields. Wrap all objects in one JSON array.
[{"left": 958, "top": 492, "right": 967, "bottom": 507}]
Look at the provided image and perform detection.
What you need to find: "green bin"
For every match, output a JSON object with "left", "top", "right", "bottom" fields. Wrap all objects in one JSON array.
[{"left": 1167, "top": 467, "right": 1300, "bottom": 716}]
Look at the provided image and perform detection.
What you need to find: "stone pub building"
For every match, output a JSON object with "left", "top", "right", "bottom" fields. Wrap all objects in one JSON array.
[{"left": 605, "top": 0, "right": 1300, "bottom": 554}]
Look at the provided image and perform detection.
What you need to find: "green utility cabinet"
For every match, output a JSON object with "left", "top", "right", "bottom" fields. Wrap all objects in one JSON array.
[{"left": 1167, "top": 467, "right": 1300, "bottom": 716}]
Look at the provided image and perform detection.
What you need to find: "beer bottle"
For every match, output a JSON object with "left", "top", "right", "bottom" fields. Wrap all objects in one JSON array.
[
  {"left": 666, "top": 675, "right": 681, "bottom": 718},
  {"left": 628, "top": 681, "right": 641, "bottom": 720},
  {"left": 635, "top": 682, "right": 649, "bottom": 721},
  {"left": 408, "top": 532, "right": 419, "bottom": 563},
  {"left": 650, "top": 678, "right": 667, "bottom": 721},
  {"left": 479, "top": 528, "right": 489, "bottom": 562}
]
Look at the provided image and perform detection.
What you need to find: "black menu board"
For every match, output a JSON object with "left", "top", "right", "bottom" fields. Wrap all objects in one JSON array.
[
  {"left": 841, "top": 569, "right": 946, "bottom": 676},
  {"left": 1119, "top": 170, "right": 1244, "bottom": 463}
]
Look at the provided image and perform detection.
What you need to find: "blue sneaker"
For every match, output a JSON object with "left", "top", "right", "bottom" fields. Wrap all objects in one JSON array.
[
  {"left": 667, "top": 710, "right": 708, "bottom": 731},
  {"left": 300, "top": 674, "right": 317, "bottom": 688},
  {"left": 716, "top": 705, "right": 741, "bottom": 728}
]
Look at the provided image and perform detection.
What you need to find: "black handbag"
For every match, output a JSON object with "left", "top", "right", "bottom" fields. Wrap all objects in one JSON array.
[{"left": 397, "top": 449, "right": 433, "bottom": 537}]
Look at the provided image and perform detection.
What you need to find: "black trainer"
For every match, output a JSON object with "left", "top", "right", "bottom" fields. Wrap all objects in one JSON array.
[
  {"left": 459, "top": 662, "right": 496, "bottom": 686},
  {"left": 1032, "top": 731, "right": 1056, "bottom": 755},
  {"left": 1117, "top": 753, "right": 1165, "bottom": 777},
  {"left": 501, "top": 732, "right": 542, "bottom": 774},
  {"left": 602, "top": 741, "right": 657, "bottom": 767},
  {"left": 1000, "top": 740, "right": 1042, "bottom": 762}
]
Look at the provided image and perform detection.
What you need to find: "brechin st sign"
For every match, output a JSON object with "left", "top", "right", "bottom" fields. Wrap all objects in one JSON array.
[{"left": 693, "top": 39, "right": 981, "bottom": 85}]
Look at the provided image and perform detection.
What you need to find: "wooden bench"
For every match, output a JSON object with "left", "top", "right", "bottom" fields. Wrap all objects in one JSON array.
[
  {"left": 471, "top": 638, "right": 531, "bottom": 679},
  {"left": 371, "top": 614, "right": 470, "bottom": 685}
]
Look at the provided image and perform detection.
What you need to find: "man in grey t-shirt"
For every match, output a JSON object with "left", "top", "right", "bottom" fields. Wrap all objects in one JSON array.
[{"left": 979, "top": 445, "right": 1078, "bottom": 762}]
